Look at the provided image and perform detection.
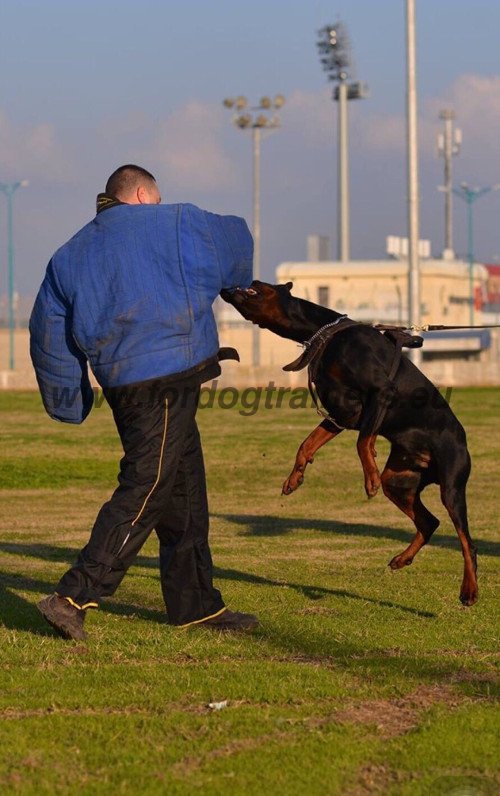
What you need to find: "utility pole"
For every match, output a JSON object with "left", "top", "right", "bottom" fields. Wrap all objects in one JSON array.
[
  {"left": 453, "top": 182, "right": 500, "bottom": 325},
  {"left": 317, "top": 22, "right": 368, "bottom": 262},
  {"left": 437, "top": 109, "right": 461, "bottom": 254},
  {"left": 406, "top": 0, "right": 421, "bottom": 367},
  {"left": 0, "top": 180, "right": 29, "bottom": 370},
  {"left": 223, "top": 95, "right": 285, "bottom": 367}
]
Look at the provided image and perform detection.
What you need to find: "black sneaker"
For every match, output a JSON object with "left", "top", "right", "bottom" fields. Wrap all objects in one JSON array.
[
  {"left": 37, "top": 594, "right": 87, "bottom": 641},
  {"left": 197, "top": 608, "right": 259, "bottom": 632}
]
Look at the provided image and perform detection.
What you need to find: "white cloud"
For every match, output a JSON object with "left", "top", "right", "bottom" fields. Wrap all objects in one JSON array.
[
  {"left": 150, "top": 101, "right": 237, "bottom": 192},
  {"left": 353, "top": 73, "right": 500, "bottom": 167},
  {"left": 427, "top": 74, "right": 500, "bottom": 180},
  {"left": 0, "top": 111, "right": 74, "bottom": 182},
  {"left": 283, "top": 88, "right": 334, "bottom": 145},
  {"left": 433, "top": 73, "right": 500, "bottom": 134}
]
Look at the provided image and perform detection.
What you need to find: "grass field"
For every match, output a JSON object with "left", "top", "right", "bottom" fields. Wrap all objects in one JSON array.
[{"left": 0, "top": 388, "right": 498, "bottom": 795}]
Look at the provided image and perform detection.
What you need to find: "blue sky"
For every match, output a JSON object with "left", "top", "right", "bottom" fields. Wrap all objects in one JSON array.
[{"left": 1, "top": 0, "right": 500, "bottom": 294}]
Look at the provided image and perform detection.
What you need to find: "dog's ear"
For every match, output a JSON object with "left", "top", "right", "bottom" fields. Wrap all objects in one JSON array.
[{"left": 285, "top": 281, "right": 293, "bottom": 291}]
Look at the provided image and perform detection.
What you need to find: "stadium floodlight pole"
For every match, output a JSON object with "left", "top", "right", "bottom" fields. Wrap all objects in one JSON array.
[
  {"left": 406, "top": 0, "right": 421, "bottom": 367},
  {"left": 0, "top": 180, "right": 29, "bottom": 370},
  {"left": 453, "top": 182, "right": 500, "bottom": 325},
  {"left": 437, "top": 109, "right": 461, "bottom": 253},
  {"left": 317, "top": 22, "right": 368, "bottom": 262},
  {"left": 337, "top": 79, "right": 349, "bottom": 262},
  {"left": 223, "top": 95, "right": 285, "bottom": 367}
]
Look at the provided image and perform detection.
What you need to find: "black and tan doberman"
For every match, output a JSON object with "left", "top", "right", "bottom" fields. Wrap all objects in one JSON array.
[{"left": 221, "top": 280, "right": 478, "bottom": 606}]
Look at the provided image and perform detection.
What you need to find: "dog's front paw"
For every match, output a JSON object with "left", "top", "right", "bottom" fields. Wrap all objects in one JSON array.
[
  {"left": 364, "top": 469, "right": 381, "bottom": 498},
  {"left": 282, "top": 470, "right": 304, "bottom": 495}
]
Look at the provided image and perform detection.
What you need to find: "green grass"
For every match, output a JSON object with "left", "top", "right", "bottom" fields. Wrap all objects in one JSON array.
[{"left": 0, "top": 388, "right": 498, "bottom": 795}]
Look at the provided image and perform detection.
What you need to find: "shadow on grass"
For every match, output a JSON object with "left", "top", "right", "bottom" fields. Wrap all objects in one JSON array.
[
  {"left": 0, "top": 570, "right": 479, "bottom": 689},
  {"left": 263, "top": 621, "right": 475, "bottom": 686},
  {"left": 213, "top": 566, "right": 436, "bottom": 618},
  {"left": 214, "top": 513, "right": 499, "bottom": 557},
  {"left": 0, "top": 541, "right": 436, "bottom": 627},
  {"left": 0, "top": 571, "right": 165, "bottom": 636},
  {"left": 0, "top": 564, "right": 482, "bottom": 689},
  {"left": 0, "top": 541, "right": 160, "bottom": 574}
]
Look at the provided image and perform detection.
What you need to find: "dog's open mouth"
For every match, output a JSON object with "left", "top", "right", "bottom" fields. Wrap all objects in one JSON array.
[{"left": 221, "top": 286, "right": 258, "bottom": 303}]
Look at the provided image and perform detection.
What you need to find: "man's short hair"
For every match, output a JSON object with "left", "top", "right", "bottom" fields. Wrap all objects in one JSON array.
[{"left": 105, "top": 164, "right": 156, "bottom": 198}]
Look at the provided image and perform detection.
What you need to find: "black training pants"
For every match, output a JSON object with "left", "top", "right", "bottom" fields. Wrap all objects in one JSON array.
[{"left": 56, "top": 383, "right": 225, "bottom": 626}]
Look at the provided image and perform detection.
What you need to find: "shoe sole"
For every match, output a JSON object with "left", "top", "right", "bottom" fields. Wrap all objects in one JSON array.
[
  {"left": 196, "top": 621, "right": 260, "bottom": 633},
  {"left": 37, "top": 601, "right": 87, "bottom": 642}
]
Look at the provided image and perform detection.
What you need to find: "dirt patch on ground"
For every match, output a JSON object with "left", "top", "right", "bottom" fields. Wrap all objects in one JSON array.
[
  {"left": 344, "top": 763, "right": 409, "bottom": 795},
  {"left": 450, "top": 670, "right": 498, "bottom": 685},
  {"left": 333, "top": 684, "right": 466, "bottom": 739},
  {"left": 0, "top": 701, "right": 216, "bottom": 721}
]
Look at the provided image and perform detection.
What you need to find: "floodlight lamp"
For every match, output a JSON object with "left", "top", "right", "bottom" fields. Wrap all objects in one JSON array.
[
  {"left": 274, "top": 94, "right": 285, "bottom": 108},
  {"left": 235, "top": 96, "right": 247, "bottom": 110},
  {"left": 223, "top": 98, "right": 234, "bottom": 108},
  {"left": 254, "top": 115, "right": 268, "bottom": 128},
  {"left": 236, "top": 114, "right": 251, "bottom": 128},
  {"left": 20, "top": 180, "right": 29, "bottom": 187},
  {"left": 259, "top": 96, "right": 272, "bottom": 109},
  {"left": 317, "top": 21, "right": 351, "bottom": 82}
]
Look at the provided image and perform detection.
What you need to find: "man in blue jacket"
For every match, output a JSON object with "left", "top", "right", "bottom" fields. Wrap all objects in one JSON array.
[{"left": 31, "top": 164, "right": 258, "bottom": 640}]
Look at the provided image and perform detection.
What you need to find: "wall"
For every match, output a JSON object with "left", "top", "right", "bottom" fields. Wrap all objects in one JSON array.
[{"left": 2, "top": 323, "right": 500, "bottom": 392}]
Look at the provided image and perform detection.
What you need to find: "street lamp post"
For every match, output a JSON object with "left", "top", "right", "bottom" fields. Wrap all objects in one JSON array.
[
  {"left": 223, "top": 95, "right": 285, "bottom": 367},
  {"left": 0, "top": 180, "right": 29, "bottom": 370},
  {"left": 317, "top": 22, "right": 368, "bottom": 262},
  {"left": 453, "top": 182, "right": 500, "bottom": 325}
]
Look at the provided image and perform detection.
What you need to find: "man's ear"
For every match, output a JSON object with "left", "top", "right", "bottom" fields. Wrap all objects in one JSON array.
[{"left": 137, "top": 185, "right": 148, "bottom": 204}]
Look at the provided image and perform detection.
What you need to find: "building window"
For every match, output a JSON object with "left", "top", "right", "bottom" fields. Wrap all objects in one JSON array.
[{"left": 318, "top": 286, "right": 329, "bottom": 307}]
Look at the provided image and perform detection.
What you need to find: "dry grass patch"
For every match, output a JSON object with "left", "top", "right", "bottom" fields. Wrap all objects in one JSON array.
[{"left": 333, "top": 684, "right": 477, "bottom": 739}]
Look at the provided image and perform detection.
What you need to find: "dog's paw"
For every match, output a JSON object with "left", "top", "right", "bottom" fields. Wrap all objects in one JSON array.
[
  {"left": 281, "top": 471, "right": 304, "bottom": 495},
  {"left": 364, "top": 469, "right": 381, "bottom": 498},
  {"left": 389, "top": 552, "right": 414, "bottom": 570},
  {"left": 459, "top": 580, "right": 478, "bottom": 606}
]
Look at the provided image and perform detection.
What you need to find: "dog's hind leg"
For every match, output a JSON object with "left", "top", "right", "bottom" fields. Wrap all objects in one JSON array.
[
  {"left": 381, "top": 446, "right": 440, "bottom": 570},
  {"left": 438, "top": 448, "right": 477, "bottom": 606},
  {"left": 282, "top": 420, "right": 342, "bottom": 495}
]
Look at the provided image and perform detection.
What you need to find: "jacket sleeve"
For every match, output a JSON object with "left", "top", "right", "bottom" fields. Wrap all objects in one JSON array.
[
  {"left": 204, "top": 212, "right": 254, "bottom": 290},
  {"left": 29, "top": 259, "right": 94, "bottom": 424}
]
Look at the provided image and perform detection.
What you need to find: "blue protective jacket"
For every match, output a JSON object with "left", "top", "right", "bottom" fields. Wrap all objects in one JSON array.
[{"left": 30, "top": 203, "right": 253, "bottom": 423}]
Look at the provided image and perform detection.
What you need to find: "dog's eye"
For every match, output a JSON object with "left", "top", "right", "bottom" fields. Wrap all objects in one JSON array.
[{"left": 245, "top": 288, "right": 257, "bottom": 296}]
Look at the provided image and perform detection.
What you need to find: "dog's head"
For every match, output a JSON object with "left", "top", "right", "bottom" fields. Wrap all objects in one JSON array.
[{"left": 220, "top": 280, "right": 295, "bottom": 334}]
